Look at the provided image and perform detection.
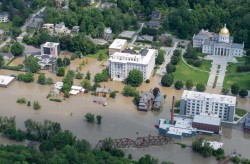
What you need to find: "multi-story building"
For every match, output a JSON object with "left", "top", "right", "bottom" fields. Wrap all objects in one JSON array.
[
  {"left": 193, "top": 24, "right": 244, "bottom": 57},
  {"left": 109, "top": 48, "right": 157, "bottom": 81},
  {"left": 180, "top": 90, "right": 236, "bottom": 122},
  {"left": 108, "top": 39, "right": 127, "bottom": 56},
  {"left": 41, "top": 42, "right": 60, "bottom": 57},
  {"left": 0, "top": 12, "right": 9, "bottom": 23}
]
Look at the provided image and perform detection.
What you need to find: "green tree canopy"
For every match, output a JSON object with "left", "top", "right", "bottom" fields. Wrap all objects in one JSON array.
[
  {"left": 24, "top": 55, "right": 40, "bottom": 73},
  {"left": 174, "top": 81, "right": 184, "bottom": 90},
  {"left": 196, "top": 83, "right": 206, "bottom": 92},
  {"left": 11, "top": 42, "right": 25, "bottom": 56},
  {"left": 155, "top": 51, "right": 165, "bottom": 65},
  {"left": 186, "top": 79, "right": 193, "bottom": 90},
  {"left": 161, "top": 74, "right": 174, "bottom": 87},
  {"left": 239, "top": 89, "right": 248, "bottom": 98},
  {"left": 127, "top": 69, "right": 143, "bottom": 87},
  {"left": 231, "top": 83, "right": 240, "bottom": 95}
]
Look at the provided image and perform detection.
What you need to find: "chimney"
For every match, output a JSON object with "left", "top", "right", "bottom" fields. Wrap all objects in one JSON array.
[{"left": 171, "top": 96, "right": 175, "bottom": 125}]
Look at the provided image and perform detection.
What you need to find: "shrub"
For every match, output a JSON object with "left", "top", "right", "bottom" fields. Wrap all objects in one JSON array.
[
  {"left": 170, "top": 55, "right": 179, "bottom": 65},
  {"left": 221, "top": 87, "right": 229, "bottom": 95},
  {"left": 166, "top": 63, "right": 176, "bottom": 73},
  {"left": 17, "top": 98, "right": 27, "bottom": 104},
  {"left": 27, "top": 101, "right": 31, "bottom": 106},
  {"left": 231, "top": 83, "right": 240, "bottom": 95},
  {"left": 33, "top": 101, "right": 41, "bottom": 110},
  {"left": 239, "top": 89, "right": 248, "bottom": 98},
  {"left": 49, "top": 98, "right": 62, "bottom": 102},
  {"left": 123, "top": 85, "right": 136, "bottom": 97},
  {"left": 196, "top": 83, "right": 206, "bottom": 92},
  {"left": 145, "top": 79, "right": 150, "bottom": 83},
  {"left": 186, "top": 80, "right": 193, "bottom": 90},
  {"left": 161, "top": 74, "right": 174, "bottom": 87},
  {"left": 85, "top": 113, "right": 95, "bottom": 123},
  {"left": 46, "top": 77, "right": 54, "bottom": 85},
  {"left": 75, "top": 72, "right": 83, "bottom": 79}
]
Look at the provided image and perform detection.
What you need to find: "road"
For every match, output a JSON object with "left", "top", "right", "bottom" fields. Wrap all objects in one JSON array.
[
  {"left": 129, "top": 23, "right": 144, "bottom": 46},
  {"left": 156, "top": 42, "right": 178, "bottom": 76},
  {"left": 0, "top": 37, "right": 11, "bottom": 49},
  {"left": 21, "top": 6, "right": 46, "bottom": 32}
]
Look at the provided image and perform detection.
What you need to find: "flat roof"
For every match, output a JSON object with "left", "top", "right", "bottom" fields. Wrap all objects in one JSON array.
[
  {"left": 203, "top": 141, "right": 223, "bottom": 150},
  {"left": 109, "top": 49, "right": 157, "bottom": 65},
  {"left": 193, "top": 115, "right": 221, "bottom": 126},
  {"left": 0, "top": 75, "right": 15, "bottom": 86},
  {"left": 109, "top": 39, "right": 127, "bottom": 49},
  {"left": 43, "top": 42, "right": 60, "bottom": 48},
  {"left": 182, "top": 90, "right": 236, "bottom": 105}
]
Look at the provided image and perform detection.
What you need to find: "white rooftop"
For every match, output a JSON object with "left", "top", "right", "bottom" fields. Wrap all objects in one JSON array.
[
  {"left": 193, "top": 114, "right": 221, "bottom": 126},
  {"left": 203, "top": 141, "right": 223, "bottom": 150},
  {"left": 0, "top": 75, "right": 15, "bottom": 86},
  {"left": 109, "top": 49, "right": 156, "bottom": 65},
  {"left": 182, "top": 90, "right": 236, "bottom": 105},
  {"left": 109, "top": 39, "right": 127, "bottom": 49},
  {"left": 43, "top": 42, "right": 60, "bottom": 48},
  {"left": 54, "top": 81, "right": 63, "bottom": 90}
]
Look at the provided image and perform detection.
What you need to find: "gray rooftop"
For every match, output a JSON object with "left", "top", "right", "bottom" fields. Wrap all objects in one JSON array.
[
  {"left": 151, "top": 11, "right": 161, "bottom": 19},
  {"left": 55, "top": 22, "right": 65, "bottom": 29},
  {"left": 139, "top": 48, "right": 149, "bottom": 56},
  {"left": 193, "top": 115, "right": 221, "bottom": 126}
]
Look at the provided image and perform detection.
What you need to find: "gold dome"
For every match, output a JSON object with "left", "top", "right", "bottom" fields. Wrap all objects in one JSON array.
[{"left": 220, "top": 24, "right": 229, "bottom": 35}]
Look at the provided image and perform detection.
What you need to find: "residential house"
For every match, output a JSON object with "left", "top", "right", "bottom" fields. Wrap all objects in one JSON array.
[
  {"left": 104, "top": 27, "right": 112, "bottom": 40},
  {"left": 153, "top": 93, "right": 164, "bottom": 110},
  {"left": 148, "top": 20, "right": 160, "bottom": 29},
  {"left": 42, "top": 23, "right": 55, "bottom": 33},
  {"left": 151, "top": 11, "right": 161, "bottom": 20},
  {"left": 71, "top": 26, "right": 80, "bottom": 33},
  {"left": 138, "top": 90, "right": 154, "bottom": 111},
  {"left": 0, "top": 12, "right": 9, "bottom": 23},
  {"left": 55, "top": 22, "right": 67, "bottom": 34},
  {"left": 96, "top": 87, "right": 111, "bottom": 98}
]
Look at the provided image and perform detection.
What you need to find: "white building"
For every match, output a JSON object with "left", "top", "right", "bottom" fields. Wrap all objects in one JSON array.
[
  {"left": 0, "top": 12, "right": 9, "bottom": 23},
  {"left": 0, "top": 75, "right": 15, "bottom": 88},
  {"left": 109, "top": 39, "right": 127, "bottom": 56},
  {"left": 109, "top": 48, "right": 157, "bottom": 81},
  {"left": 180, "top": 90, "right": 236, "bottom": 122},
  {"left": 54, "top": 22, "right": 68, "bottom": 34},
  {"left": 41, "top": 42, "right": 60, "bottom": 57},
  {"left": 193, "top": 24, "right": 244, "bottom": 57}
]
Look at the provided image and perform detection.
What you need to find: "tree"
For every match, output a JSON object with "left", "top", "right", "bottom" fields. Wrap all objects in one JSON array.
[
  {"left": 46, "top": 77, "right": 54, "bottom": 85},
  {"left": 155, "top": 51, "right": 165, "bottom": 65},
  {"left": 186, "top": 80, "right": 193, "bottom": 90},
  {"left": 37, "top": 74, "right": 46, "bottom": 85},
  {"left": 173, "top": 49, "right": 181, "bottom": 57},
  {"left": 101, "top": 137, "right": 113, "bottom": 152},
  {"left": 161, "top": 74, "right": 174, "bottom": 87},
  {"left": 170, "top": 55, "right": 179, "bottom": 65},
  {"left": 221, "top": 87, "right": 229, "bottom": 95},
  {"left": 123, "top": 85, "right": 136, "bottom": 97},
  {"left": 166, "top": 63, "right": 176, "bottom": 73},
  {"left": 33, "top": 101, "right": 41, "bottom": 110},
  {"left": 201, "top": 142, "right": 213, "bottom": 157},
  {"left": 57, "top": 67, "right": 65, "bottom": 76},
  {"left": 24, "top": 55, "right": 40, "bottom": 73},
  {"left": 127, "top": 69, "right": 143, "bottom": 87},
  {"left": 110, "top": 91, "right": 116, "bottom": 98},
  {"left": 96, "top": 115, "right": 102, "bottom": 124},
  {"left": 75, "top": 72, "right": 83, "bottom": 79},
  {"left": 80, "top": 80, "right": 92, "bottom": 91},
  {"left": 12, "top": 16, "right": 23, "bottom": 27},
  {"left": 0, "top": 55, "right": 5, "bottom": 69},
  {"left": 94, "top": 73, "right": 104, "bottom": 83},
  {"left": 73, "top": 139, "right": 91, "bottom": 153},
  {"left": 63, "top": 57, "right": 71, "bottom": 66},
  {"left": 85, "top": 71, "right": 91, "bottom": 80},
  {"left": 139, "top": 154, "right": 158, "bottom": 164},
  {"left": 231, "top": 83, "right": 240, "bottom": 95},
  {"left": 246, "top": 49, "right": 250, "bottom": 57},
  {"left": 174, "top": 81, "right": 184, "bottom": 90},
  {"left": 11, "top": 42, "right": 25, "bottom": 56},
  {"left": 239, "top": 89, "right": 248, "bottom": 98},
  {"left": 85, "top": 113, "right": 95, "bottom": 123},
  {"left": 196, "top": 83, "right": 206, "bottom": 92},
  {"left": 192, "top": 137, "right": 203, "bottom": 152},
  {"left": 133, "top": 92, "right": 140, "bottom": 106}
]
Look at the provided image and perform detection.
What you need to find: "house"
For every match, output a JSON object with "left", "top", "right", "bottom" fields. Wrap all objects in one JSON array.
[
  {"left": 55, "top": 22, "right": 67, "bottom": 34},
  {"left": 151, "top": 11, "right": 161, "bottom": 20},
  {"left": 42, "top": 23, "right": 54, "bottom": 33},
  {"left": 0, "top": 29, "right": 4, "bottom": 38},
  {"left": 148, "top": 20, "right": 160, "bottom": 29},
  {"left": 101, "top": 2, "right": 117, "bottom": 9},
  {"left": 0, "top": 12, "right": 9, "bottom": 23},
  {"left": 153, "top": 93, "right": 164, "bottom": 110},
  {"left": 0, "top": 75, "right": 15, "bottom": 88},
  {"left": 96, "top": 87, "right": 111, "bottom": 98},
  {"left": 71, "top": 26, "right": 80, "bottom": 33},
  {"left": 104, "top": 27, "right": 112, "bottom": 40},
  {"left": 138, "top": 90, "right": 154, "bottom": 111}
]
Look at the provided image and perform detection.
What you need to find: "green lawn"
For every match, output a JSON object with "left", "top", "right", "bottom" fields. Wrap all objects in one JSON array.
[
  {"left": 86, "top": 49, "right": 108, "bottom": 59},
  {"left": 235, "top": 108, "right": 247, "bottom": 117},
  {"left": 223, "top": 73, "right": 250, "bottom": 90},
  {"left": 236, "top": 56, "right": 248, "bottom": 63},
  {"left": 173, "top": 59, "right": 209, "bottom": 85},
  {"left": 199, "top": 59, "right": 212, "bottom": 72},
  {"left": 197, "top": 52, "right": 207, "bottom": 58},
  {"left": 0, "top": 22, "right": 12, "bottom": 31}
]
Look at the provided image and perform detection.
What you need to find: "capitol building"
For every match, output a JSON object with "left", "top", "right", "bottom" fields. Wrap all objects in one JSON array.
[{"left": 193, "top": 24, "right": 244, "bottom": 57}]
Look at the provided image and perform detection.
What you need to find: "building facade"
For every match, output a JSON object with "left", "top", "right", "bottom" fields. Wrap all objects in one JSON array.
[
  {"left": 193, "top": 24, "right": 244, "bottom": 57},
  {"left": 180, "top": 90, "right": 236, "bottom": 122},
  {"left": 41, "top": 42, "right": 60, "bottom": 57},
  {"left": 109, "top": 48, "right": 157, "bottom": 81},
  {"left": 0, "top": 12, "right": 9, "bottom": 23},
  {"left": 108, "top": 39, "right": 127, "bottom": 56}
]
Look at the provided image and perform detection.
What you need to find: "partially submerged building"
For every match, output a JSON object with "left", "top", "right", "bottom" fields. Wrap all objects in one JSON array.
[
  {"left": 0, "top": 75, "right": 15, "bottom": 88},
  {"left": 95, "top": 87, "right": 111, "bottom": 98},
  {"left": 158, "top": 117, "right": 197, "bottom": 139}
]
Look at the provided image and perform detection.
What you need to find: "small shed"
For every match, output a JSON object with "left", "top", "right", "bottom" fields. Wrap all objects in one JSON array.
[{"left": 96, "top": 87, "right": 111, "bottom": 98}]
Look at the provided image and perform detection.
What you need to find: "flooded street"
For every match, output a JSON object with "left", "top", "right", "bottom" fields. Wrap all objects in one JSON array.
[{"left": 0, "top": 57, "right": 250, "bottom": 163}]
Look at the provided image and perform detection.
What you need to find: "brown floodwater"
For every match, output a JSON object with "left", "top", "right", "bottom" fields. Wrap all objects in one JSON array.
[{"left": 0, "top": 57, "right": 250, "bottom": 163}]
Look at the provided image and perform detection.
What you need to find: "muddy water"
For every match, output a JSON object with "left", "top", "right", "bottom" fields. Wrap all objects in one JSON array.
[{"left": 1, "top": 57, "right": 250, "bottom": 163}]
